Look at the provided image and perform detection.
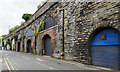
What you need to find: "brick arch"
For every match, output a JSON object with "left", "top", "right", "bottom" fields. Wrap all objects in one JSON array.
[
  {"left": 25, "top": 37, "right": 33, "bottom": 53},
  {"left": 42, "top": 34, "right": 52, "bottom": 55},
  {"left": 41, "top": 33, "right": 55, "bottom": 40},
  {"left": 38, "top": 28, "right": 56, "bottom": 57},
  {"left": 26, "top": 37, "right": 32, "bottom": 42},
  {"left": 87, "top": 23, "right": 120, "bottom": 64},
  {"left": 16, "top": 40, "right": 21, "bottom": 52}
]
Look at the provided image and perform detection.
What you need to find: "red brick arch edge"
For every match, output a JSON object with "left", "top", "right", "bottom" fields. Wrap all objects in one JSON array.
[{"left": 38, "top": 27, "right": 56, "bottom": 57}]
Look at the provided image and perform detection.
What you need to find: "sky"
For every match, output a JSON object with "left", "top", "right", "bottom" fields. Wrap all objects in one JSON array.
[{"left": 0, "top": 0, "right": 45, "bottom": 36}]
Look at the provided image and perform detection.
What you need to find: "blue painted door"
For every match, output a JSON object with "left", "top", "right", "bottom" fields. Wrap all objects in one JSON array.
[
  {"left": 44, "top": 35, "right": 51, "bottom": 56},
  {"left": 91, "top": 28, "right": 120, "bottom": 69}
]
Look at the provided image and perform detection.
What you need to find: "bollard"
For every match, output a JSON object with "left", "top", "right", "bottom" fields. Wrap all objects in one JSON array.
[{"left": 61, "top": 52, "right": 64, "bottom": 60}]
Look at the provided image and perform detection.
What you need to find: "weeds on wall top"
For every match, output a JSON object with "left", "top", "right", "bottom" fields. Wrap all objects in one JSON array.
[
  {"left": 21, "top": 14, "right": 36, "bottom": 26},
  {"left": 22, "top": 13, "right": 32, "bottom": 22},
  {"left": 9, "top": 25, "right": 20, "bottom": 33},
  {"left": 37, "top": 0, "right": 47, "bottom": 9},
  {"left": 32, "top": 15, "right": 36, "bottom": 21},
  {"left": 37, "top": 4, "right": 41, "bottom": 9},
  {"left": 2, "top": 34, "right": 7, "bottom": 40},
  {"left": 21, "top": 21, "right": 25, "bottom": 25}
]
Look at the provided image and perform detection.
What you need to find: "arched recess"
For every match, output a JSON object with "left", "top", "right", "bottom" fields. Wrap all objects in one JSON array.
[
  {"left": 27, "top": 39, "right": 32, "bottom": 53},
  {"left": 17, "top": 34, "right": 21, "bottom": 52},
  {"left": 38, "top": 28, "right": 56, "bottom": 57},
  {"left": 12, "top": 39, "right": 15, "bottom": 51},
  {"left": 25, "top": 28, "right": 33, "bottom": 38},
  {"left": 44, "top": 17, "right": 57, "bottom": 29},
  {"left": 25, "top": 28, "right": 33, "bottom": 53},
  {"left": 17, "top": 40, "right": 21, "bottom": 52},
  {"left": 18, "top": 34, "right": 21, "bottom": 39},
  {"left": 2, "top": 41, "right": 4, "bottom": 48},
  {"left": 10, "top": 38, "right": 13, "bottom": 50},
  {"left": 90, "top": 27, "right": 120, "bottom": 69},
  {"left": 7, "top": 39, "right": 11, "bottom": 50},
  {"left": 42, "top": 34, "right": 52, "bottom": 56}
]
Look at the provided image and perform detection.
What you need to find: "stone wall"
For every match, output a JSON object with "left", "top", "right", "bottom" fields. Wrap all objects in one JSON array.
[
  {"left": 55, "top": 2, "right": 120, "bottom": 64},
  {"left": 3, "top": 1, "right": 120, "bottom": 65}
]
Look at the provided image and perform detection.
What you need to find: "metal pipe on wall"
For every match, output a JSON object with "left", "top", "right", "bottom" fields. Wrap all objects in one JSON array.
[{"left": 62, "top": 9, "right": 65, "bottom": 52}]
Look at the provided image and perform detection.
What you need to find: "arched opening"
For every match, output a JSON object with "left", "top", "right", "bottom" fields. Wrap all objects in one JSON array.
[
  {"left": 6, "top": 39, "right": 10, "bottom": 50},
  {"left": 25, "top": 28, "right": 33, "bottom": 38},
  {"left": 12, "top": 39, "right": 15, "bottom": 51},
  {"left": 2, "top": 41, "right": 4, "bottom": 48},
  {"left": 44, "top": 17, "right": 57, "bottom": 29},
  {"left": 27, "top": 39, "right": 32, "bottom": 53},
  {"left": 42, "top": 34, "right": 52, "bottom": 56},
  {"left": 90, "top": 28, "right": 120, "bottom": 69},
  {"left": 10, "top": 39, "right": 13, "bottom": 50},
  {"left": 17, "top": 42, "right": 20, "bottom": 52}
]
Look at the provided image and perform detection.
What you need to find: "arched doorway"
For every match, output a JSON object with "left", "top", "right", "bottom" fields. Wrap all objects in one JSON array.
[
  {"left": 12, "top": 39, "right": 15, "bottom": 51},
  {"left": 27, "top": 39, "right": 31, "bottom": 53},
  {"left": 43, "top": 35, "right": 52, "bottom": 56},
  {"left": 91, "top": 28, "right": 120, "bottom": 69},
  {"left": 17, "top": 42, "right": 20, "bottom": 52}
]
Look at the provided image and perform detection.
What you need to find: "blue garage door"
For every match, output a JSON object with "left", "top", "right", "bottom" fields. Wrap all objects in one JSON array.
[
  {"left": 91, "top": 28, "right": 120, "bottom": 69},
  {"left": 44, "top": 35, "right": 51, "bottom": 56}
]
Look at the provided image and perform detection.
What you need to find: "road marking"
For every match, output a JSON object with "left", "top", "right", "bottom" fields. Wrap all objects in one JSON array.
[
  {"left": 36, "top": 62, "right": 53, "bottom": 69},
  {"left": 23, "top": 56, "right": 30, "bottom": 60},
  {"left": 6, "top": 58, "right": 16, "bottom": 70},
  {"left": 4, "top": 58, "right": 10, "bottom": 70},
  {"left": 36, "top": 58, "right": 44, "bottom": 61}
]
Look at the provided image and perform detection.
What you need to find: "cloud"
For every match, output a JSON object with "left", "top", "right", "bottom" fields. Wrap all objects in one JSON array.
[{"left": 0, "top": 0, "right": 43, "bottom": 36}]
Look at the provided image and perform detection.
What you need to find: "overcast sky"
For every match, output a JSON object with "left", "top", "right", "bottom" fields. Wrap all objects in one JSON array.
[{"left": 0, "top": 0, "right": 44, "bottom": 36}]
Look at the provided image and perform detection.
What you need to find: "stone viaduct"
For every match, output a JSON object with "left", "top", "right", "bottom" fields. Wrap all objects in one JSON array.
[{"left": 3, "top": 0, "right": 120, "bottom": 69}]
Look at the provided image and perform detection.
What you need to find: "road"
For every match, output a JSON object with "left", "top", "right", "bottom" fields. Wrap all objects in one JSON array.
[{"left": 1, "top": 50, "right": 94, "bottom": 70}]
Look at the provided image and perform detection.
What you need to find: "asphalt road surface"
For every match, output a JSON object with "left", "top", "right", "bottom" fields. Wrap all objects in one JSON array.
[{"left": 1, "top": 50, "right": 93, "bottom": 70}]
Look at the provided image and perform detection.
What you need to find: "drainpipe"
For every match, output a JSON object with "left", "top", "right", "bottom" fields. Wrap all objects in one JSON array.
[
  {"left": 61, "top": 9, "right": 65, "bottom": 60},
  {"left": 62, "top": 9, "right": 64, "bottom": 52}
]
